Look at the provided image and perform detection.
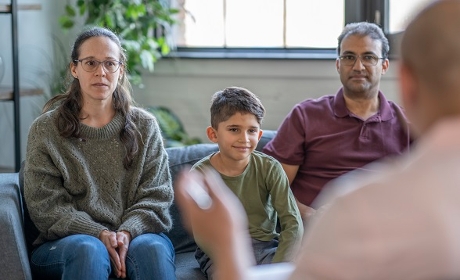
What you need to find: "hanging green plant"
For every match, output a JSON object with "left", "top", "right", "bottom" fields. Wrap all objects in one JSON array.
[
  {"left": 59, "top": 0, "right": 179, "bottom": 86},
  {"left": 146, "top": 106, "right": 202, "bottom": 147}
]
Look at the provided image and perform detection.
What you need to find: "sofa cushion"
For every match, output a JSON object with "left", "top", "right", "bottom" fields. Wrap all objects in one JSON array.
[
  {"left": 0, "top": 173, "right": 33, "bottom": 279},
  {"left": 175, "top": 251, "right": 206, "bottom": 279},
  {"left": 166, "top": 143, "right": 219, "bottom": 254}
]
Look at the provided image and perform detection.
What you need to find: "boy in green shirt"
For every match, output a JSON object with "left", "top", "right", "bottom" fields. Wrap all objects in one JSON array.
[{"left": 191, "top": 86, "right": 303, "bottom": 279}]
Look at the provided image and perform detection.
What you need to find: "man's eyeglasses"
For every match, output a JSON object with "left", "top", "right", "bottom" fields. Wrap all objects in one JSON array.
[
  {"left": 338, "top": 54, "right": 384, "bottom": 67},
  {"left": 74, "top": 58, "right": 122, "bottom": 73}
]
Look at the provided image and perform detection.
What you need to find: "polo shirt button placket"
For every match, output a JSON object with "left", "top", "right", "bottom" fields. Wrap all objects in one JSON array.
[{"left": 359, "top": 122, "right": 369, "bottom": 139}]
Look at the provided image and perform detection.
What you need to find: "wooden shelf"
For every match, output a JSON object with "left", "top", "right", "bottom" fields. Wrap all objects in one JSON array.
[
  {"left": 0, "top": 87, "right": 43, "bottom": 100},
  {"left": 0, "top": 165, "right": 14, "bottom": 173},
  {"left": 0, "top": 4, "right": 41, "bottom": 12}
]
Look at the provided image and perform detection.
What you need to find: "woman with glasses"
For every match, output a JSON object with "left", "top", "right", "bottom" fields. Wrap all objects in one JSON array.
[{"left": 23, "top": 27, "right": 175, "bottom": 280}]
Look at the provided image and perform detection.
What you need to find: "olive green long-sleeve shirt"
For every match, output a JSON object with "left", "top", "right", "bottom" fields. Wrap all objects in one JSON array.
[{"left": 193, "top": 151, "right": 303, "bottom": 262}]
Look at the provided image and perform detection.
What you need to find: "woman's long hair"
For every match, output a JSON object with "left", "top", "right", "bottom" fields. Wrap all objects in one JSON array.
[{"left": 43, "top": 27, "right": 139, "bottom": 169}]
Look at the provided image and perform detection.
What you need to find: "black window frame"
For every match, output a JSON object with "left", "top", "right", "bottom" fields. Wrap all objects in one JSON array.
[{"left": 167, "top": 0, "right": 398, "bottom": 60}]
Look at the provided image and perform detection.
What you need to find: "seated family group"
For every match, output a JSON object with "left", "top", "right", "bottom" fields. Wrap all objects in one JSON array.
[{"left": 23, "top": 13, "right": 411, "bottom": 280}]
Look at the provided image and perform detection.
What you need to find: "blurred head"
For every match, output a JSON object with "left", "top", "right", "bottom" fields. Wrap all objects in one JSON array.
[
  {"left": 209, "top": 87, "right": 265, "bottom": 129},
  {"left": 399, "top": 0, "right": 460, "bottom": 136}
]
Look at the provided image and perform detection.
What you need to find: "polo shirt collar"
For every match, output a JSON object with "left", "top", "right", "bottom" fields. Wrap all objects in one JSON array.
[{"left": 333, "top": 88, "right": 394, "bottom": 121}]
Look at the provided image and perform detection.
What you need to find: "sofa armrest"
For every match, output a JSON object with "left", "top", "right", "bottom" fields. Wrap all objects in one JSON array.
[{"left": 0, "top": 173, "right": 32, "bottom": 280}]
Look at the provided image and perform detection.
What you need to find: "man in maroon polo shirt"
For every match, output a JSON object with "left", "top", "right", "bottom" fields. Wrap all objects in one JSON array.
[{"left": 263, "top": 22, "right": 411, "bottom": 221}]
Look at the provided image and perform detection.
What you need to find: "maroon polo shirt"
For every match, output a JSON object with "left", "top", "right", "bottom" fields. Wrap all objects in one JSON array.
[{"left": 263, "top": 89, "right": 411, "bottom": 206}]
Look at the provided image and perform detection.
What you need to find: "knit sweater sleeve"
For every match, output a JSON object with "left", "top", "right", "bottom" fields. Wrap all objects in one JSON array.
[
  {"left": 118, "top": 114, "right": 173, "bottom": 238},
  {"left": 24, "top": 114, "right": 107, "bottom": 243}
]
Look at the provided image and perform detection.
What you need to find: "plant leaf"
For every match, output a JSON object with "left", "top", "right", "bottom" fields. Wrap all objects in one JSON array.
[
  {"left": 104, "top": 12, "right": 115, "bottom": 29},
  {"left": 79, "top": 4, "right": 86, "bottom": 15},
  {"left": 140, "top": 50, "right": 155, "bottom": 72},
  {"left": 59, "top": 16, "right": 74, "bottom": 29},
  {"left": 145, "top": 106, "right": 201, "bottom": 147},
  {"left": 65, "top": 4, "right": 76, "bottom": 17},
  {"left": 58, "top": 0, "right": 177, "bottom": 86}
]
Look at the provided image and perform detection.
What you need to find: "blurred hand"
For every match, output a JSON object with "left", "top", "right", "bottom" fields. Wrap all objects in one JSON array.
[
  {"left": 175, "top": 168, "right": 248, "bottom": 253},
  {"left": 296, "top": 199, "right": 316, "bottom": 223},
  {"left": 175, "top": 167, "right": 256, "bottom": 280}
]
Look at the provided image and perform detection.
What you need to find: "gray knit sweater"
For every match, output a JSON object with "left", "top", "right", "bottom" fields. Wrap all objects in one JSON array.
[{"left": 24, "top": 107, "right": 173, "bottom": 246}]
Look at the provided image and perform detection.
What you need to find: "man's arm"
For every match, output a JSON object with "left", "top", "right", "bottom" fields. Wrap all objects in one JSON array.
[
  {"left": 281, "top": 163, "right": 316, "bottom": 221},
  {"left": 280, "top": 163, "right": 299, "bottom": 184},
  {"left": 268, "top": 161, "right": 304, "bottom": 262}
]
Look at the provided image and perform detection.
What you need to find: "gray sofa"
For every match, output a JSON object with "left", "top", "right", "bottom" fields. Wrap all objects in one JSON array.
[{"left": 0, "top": 130, "right": 276, "bottom": 280}]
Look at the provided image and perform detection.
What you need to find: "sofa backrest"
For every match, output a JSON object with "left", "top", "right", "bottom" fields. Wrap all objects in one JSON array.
[{"left": 165, "top": 130, "right": 276, "bottom": 253}]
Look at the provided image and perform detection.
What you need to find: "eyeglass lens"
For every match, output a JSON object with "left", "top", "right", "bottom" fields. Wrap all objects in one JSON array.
[
  {"left": 79, "top": 59, "right": 120, "bottom": 73},
  {"left": 340, "top": 55, "right": 379, "bottom": 66}
]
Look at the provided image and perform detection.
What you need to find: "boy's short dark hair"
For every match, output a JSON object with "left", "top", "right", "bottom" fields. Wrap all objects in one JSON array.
[{"left": 210, "top": 86, "right": 265, "bottom": 129}]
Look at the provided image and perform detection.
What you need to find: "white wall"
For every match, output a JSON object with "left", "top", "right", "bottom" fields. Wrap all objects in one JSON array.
[
  {"left": 0, "top": 0, "right": 60, "bottom": 169},
  {"left": 135, "top": 58, "right": 400, "bottom": 142},
  {"left": 0, "top": 0, "right": 402, "bottom": 169}
]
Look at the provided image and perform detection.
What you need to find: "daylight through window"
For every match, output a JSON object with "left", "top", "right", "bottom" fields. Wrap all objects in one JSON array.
[{"left": 172, "top": 0, "right": 345, "bottom": 49}]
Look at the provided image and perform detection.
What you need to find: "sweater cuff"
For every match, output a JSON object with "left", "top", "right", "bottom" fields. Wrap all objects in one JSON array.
[
  {"left": 119, "top": 217, "right": 149, "bottom": 239},
  {"left": 68, "top": 215, "right": 108, "bottom": 238}
]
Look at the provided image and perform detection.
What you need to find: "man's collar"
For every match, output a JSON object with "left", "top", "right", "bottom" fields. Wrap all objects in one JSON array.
[{"left": 333, "top": 88, "right": 394, "bottom": 121}]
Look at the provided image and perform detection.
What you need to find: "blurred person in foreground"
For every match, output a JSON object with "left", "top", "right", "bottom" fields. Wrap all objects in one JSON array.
[{"left": 174, "top": 0, "right": 460, "bottom": 279}]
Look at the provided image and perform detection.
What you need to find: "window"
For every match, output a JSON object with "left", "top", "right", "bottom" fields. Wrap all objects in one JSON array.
[
  {"left": 170, "top": 0, "right": 427, "bottom": 59},
  {"left": 388, "top": 0, "right": 432, "bottom": 33},
  {"left": 173, "top": 0, "right": 344, "bottom": 49}
]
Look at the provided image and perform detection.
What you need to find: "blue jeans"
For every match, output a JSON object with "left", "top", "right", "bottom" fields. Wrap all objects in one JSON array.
[{"left": 30, "top": 233, "right": 176, "bottom": 280}]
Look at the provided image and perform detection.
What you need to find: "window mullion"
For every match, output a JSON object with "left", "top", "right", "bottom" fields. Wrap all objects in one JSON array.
[
  {"left": 223, "top": 0, "right": 227, "bottom": 47},
  {"left": 368, "top": 0, "right": 388, "bottom": 32},
  {"left": 344, "top": 0, "right": 366, "bottom": 24},
  {"left": 344, "top": 0, "right": 387, "bottom": 31},
  {"left": 283, "top": 0, "right": 287, "bottom": 48}
]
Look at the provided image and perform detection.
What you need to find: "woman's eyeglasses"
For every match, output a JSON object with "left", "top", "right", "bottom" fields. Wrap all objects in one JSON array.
[{"left": 74, "top": 58, "right": 122, "bottom": 73}]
